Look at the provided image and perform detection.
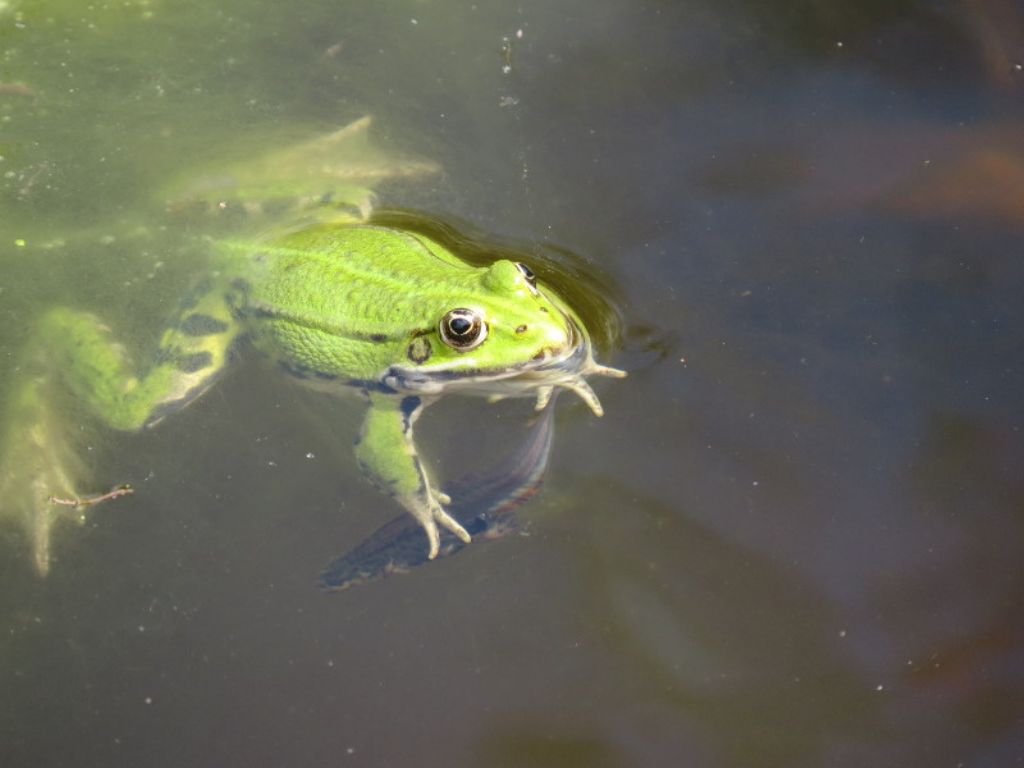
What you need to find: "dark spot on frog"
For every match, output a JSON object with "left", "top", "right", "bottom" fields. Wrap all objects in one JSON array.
[
  {"left": 400, "top": 396, "right": 422, "bottom": 435},
  {"left": 407, "top": 336, "right": 432, "bottom": 364},
  {"left": 279, "top": 360, "right": 338, "bottom": 381},
  {"left": 227, "top": 295, "right": 246, "bottom": 319},
  {"left": 370, "top": 333, "right": 388, "bottom": 343},
  {"left": 176, "top": 351, "right": 213, "bottom": 373},
  {"left": 400, "top": 396, "right": 421, "bottom": 419},
  {"left": 180, "top": 313, "right": 230, "bottom": 336},
  {"left": 515, "top": 324, "right": 527, "bottom": 334},
  {"left": 279, "top": 360, "right": 308, "bottom": 379},
  {"left": 539, "top": 306, "right": 548, "bottom": 313},
  {"left": 178, "top": 278, "right": 213, "bottom": 311}
]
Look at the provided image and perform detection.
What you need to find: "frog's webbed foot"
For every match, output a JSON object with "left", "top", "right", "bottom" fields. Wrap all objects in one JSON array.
[
  {"left": 320, "top": 402, "right": 558, "bottom": 590},
  {"left": 535, "top": 361, "right": 627, "bottom": 417},
  {"left": 355, "top": 393, "right": 471, "bottom": 560},
  {"left": 307, "top": 116, "right": 441, "bottom": 181},
  {"left": 0, "top": 375, "right": 119, "bottom": 574},
  {"left": 404, "top": 489, "right": 471, "bottom": 560},
  {"left": 163, "top": 115, "right": 439, "bottom": 224},
  {"left": 6, "top": 458, "right": 83, "bottom": 576}
]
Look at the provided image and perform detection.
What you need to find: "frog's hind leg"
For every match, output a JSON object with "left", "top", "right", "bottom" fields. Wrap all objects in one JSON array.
[
  {"left": 0, "top": 286, "right": 240, "bottom": 574},
  {"left": 145, "top": 280, "right": 242, "bottom": 425},
  {"left": 38, "top": 280, "right": 239, "bottom": 431}
]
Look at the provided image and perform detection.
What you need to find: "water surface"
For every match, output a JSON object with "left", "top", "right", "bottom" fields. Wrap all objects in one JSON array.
[{"left": 1, "top": 1, "right": 1022, "bottom": 766}]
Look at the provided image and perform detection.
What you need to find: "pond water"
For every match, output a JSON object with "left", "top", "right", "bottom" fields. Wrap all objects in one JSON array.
[{"left": 2, "top": 1, "right": 1023, "bottom": 766}]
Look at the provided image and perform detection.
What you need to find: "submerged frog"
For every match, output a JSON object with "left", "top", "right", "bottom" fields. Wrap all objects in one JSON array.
[{"left": 0, "top": 117, "right": 624, "bottom": 576}]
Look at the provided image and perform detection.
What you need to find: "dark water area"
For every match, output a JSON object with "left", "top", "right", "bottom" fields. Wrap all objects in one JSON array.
[{"left": 1, "top": 1, "right": 1023, "bottom": 766}]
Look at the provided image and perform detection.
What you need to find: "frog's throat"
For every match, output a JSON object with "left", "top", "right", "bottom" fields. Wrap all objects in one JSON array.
[{"left": 381, "top": 317, "right": 626, "bottom": 416}]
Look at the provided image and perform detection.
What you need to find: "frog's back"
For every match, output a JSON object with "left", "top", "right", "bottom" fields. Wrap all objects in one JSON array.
[
  {"left": 237, "top": 225, "right": 482, "bottom": 381},
  {"left": 251, "top": 224, "right": 479, "bottom": 328}
]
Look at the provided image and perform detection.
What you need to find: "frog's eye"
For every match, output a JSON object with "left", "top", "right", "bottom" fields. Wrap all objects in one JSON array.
[
  {"left": 440, "top": 308, "right": 488, "bottom": 351},
  {"left": 516, "top": 262, "right": 538, "bottom": 292}
]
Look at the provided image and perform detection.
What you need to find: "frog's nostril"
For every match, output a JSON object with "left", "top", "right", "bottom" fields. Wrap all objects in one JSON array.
[{"left": 515, "top": 324, "right": 527, "bottom": 334}]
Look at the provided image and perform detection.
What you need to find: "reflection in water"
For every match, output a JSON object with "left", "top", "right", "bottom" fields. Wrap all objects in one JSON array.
[
  {"left": 873, "top": 415, "right": 1024, "bottom": 762},
  {"left": 697, "top": 122, "right": 1024, "bottom": 230},
  {"left": 477, "top": 728, "right": 630, "bottom": 768},
  {"left": 957, "top": 0, "right": 1024, "bottom": 89},
  {"left": 572, "top": 484, "right": 879, "bottom": 765},
  {"left": 876, "top": 129, "right": 1024, "bottom": 229},
  {"left": 321, "top": 401, "right": 557, "bottom": 590},
  {"left": 1, "top": 0, "right": 1023, "bottom": 766}
]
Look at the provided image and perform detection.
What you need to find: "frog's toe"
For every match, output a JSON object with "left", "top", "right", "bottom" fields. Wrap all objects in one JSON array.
[
  {"left": 436, "top": 507, "right": 472, "bottom": 545},
  {"left": 419, "top": 503, "right": 471, "bottom": 559},
  {"left": 424, "top": 520, "right": 441, "bottom": 560}
]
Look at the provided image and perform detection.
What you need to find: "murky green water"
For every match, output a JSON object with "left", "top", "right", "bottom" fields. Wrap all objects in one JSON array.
[{"left": 2, "top": 1, "right": 1023, "bottom": 765}]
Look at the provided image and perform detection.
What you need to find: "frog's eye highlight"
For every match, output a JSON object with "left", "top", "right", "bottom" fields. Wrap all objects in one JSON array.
[
  {"left": 516, "top": 262, "right": 538, "bottom": 292},
  {"left": 440, "top": 308, "right": 488, "bottom": 351}
]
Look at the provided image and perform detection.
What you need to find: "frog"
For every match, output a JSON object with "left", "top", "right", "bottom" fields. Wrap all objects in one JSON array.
[{"left": 0, "top": 116, "right": 625, "bottom": 577}]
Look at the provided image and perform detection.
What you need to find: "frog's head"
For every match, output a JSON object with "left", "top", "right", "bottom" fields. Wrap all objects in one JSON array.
[{"left": 384, "top": 258, "right": 625, "bottom": 413}]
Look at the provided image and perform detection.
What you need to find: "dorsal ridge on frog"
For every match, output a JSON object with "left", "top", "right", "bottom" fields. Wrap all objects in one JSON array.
[{"left": 0, "top": 117, "right": 624, "bottom": 576}]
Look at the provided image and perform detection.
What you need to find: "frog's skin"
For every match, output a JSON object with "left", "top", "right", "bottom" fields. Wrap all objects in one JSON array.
[{"left": 0, "top": 117, "right": 624, "bottom": 575}]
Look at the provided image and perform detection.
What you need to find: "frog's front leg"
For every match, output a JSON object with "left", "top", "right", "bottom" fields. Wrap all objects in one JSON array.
[{"left": 354, "top": 393, "right": 471, "bottom": 559}]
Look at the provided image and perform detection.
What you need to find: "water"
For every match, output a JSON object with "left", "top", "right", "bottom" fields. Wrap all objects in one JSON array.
[{"left": 2, "top": 1, "right": 1023, "bottom": 765}]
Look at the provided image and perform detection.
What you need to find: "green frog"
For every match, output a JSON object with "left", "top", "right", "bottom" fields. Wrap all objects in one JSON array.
[{"left": 0, "top": 117, "right": 625, "bottom": 576}]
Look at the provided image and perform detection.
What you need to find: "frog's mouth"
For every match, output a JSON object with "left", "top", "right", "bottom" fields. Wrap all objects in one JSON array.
[{"left": 381, "top": 314, "right": 626, "bottom": 416}]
